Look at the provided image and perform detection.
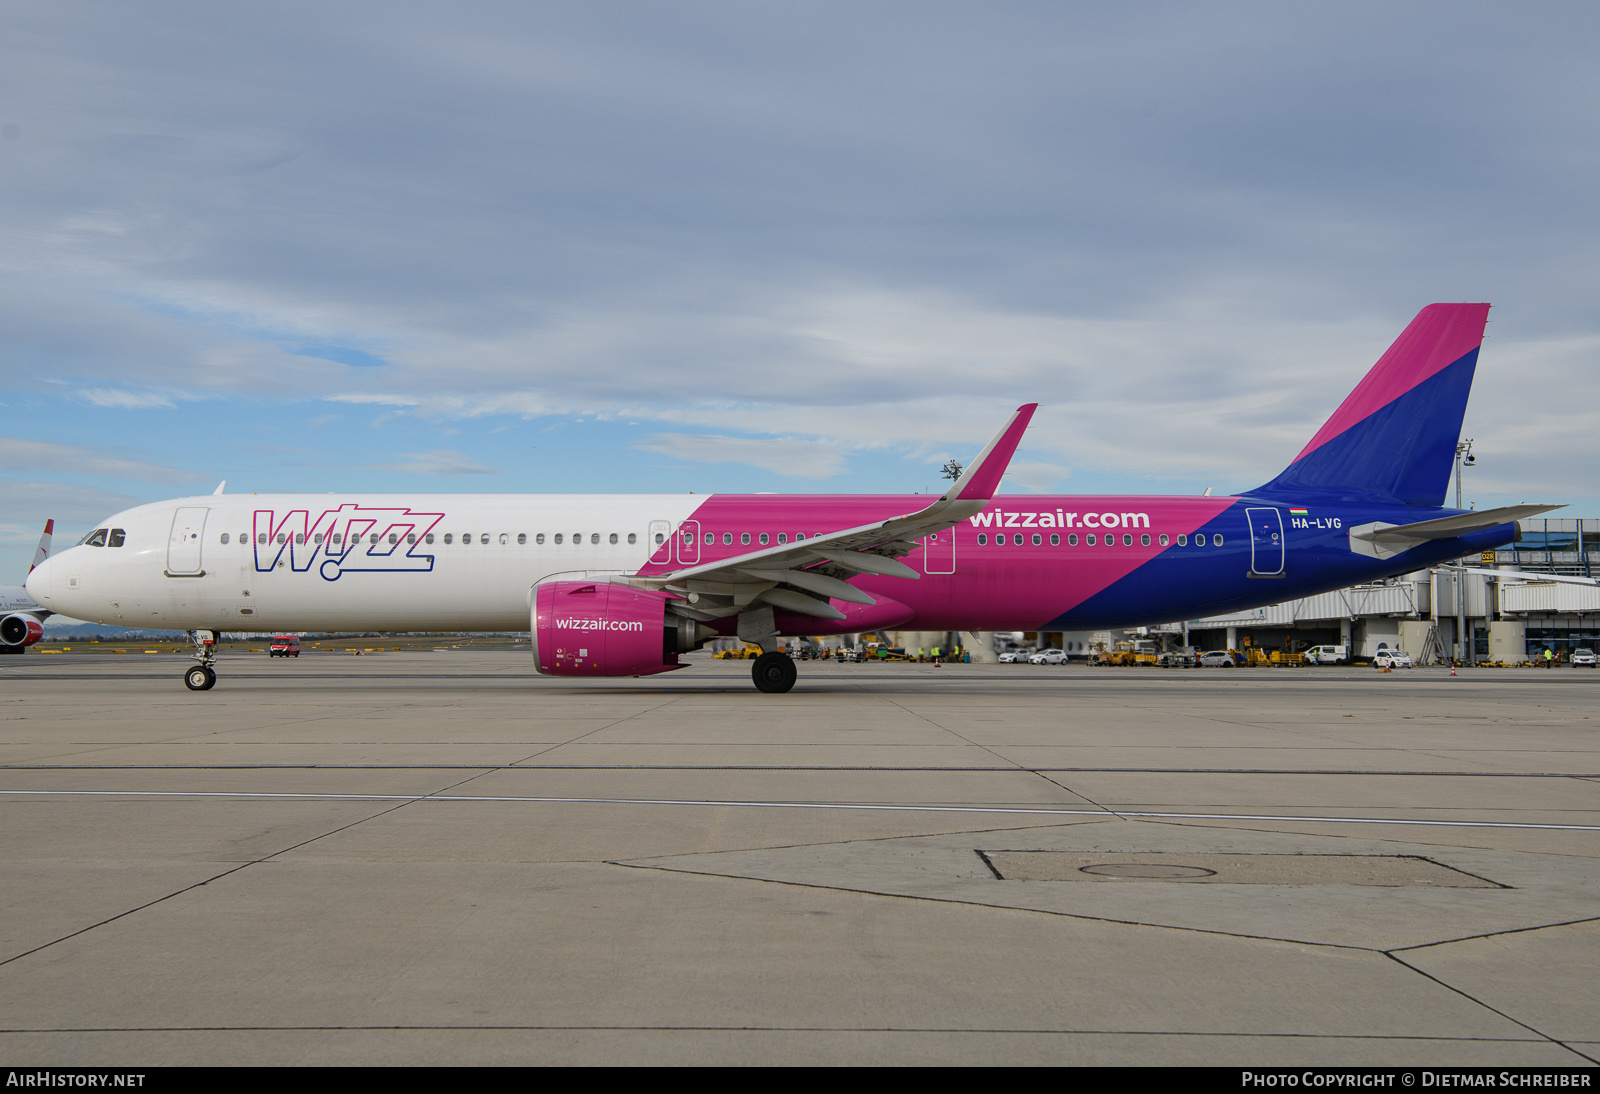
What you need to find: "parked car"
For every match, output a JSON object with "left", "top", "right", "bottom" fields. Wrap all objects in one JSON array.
[
  {"left": 1028, "top": 648, "right": 1067, "bottom": 665},
  {"left": 269, "top": 635, "right": 300, "bottom": 658},
  {"left": 1303, "top": 644, "right": 1349, "bottom": 665},
  {"left": 1197, "top": 650, "right": 1236, "bottom": 667},
  {"left": 1373, "top": 649, "right": 1414, "bottom": 668},
  {"left": 998, "top": 649, "right": 1032, "bottom": 663},
  {"left": 1571, "top": 648, "right": 1598, "bottom": 667}
]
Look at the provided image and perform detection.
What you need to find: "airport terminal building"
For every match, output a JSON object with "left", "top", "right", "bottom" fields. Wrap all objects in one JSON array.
[{"left": 1183, "top": 517, "right": 1599, "bottom": 664}]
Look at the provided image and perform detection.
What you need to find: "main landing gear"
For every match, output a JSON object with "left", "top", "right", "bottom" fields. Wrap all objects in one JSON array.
[
  {"left": 184, "top": 630, "right": 218, "bottom": 691},
  {"left": 752, "top": 650, "right": 797, "bottom": 694}
]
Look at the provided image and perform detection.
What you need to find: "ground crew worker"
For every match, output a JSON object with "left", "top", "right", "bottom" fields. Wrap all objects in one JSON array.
[{"left": 1544, "top": 647, "right": 1555, "bottom": 668}]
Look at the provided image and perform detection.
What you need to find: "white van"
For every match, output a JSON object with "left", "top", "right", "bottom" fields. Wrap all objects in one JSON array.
[{"left": 1303, "top": 645, "right": 1348, "bottom": 665}]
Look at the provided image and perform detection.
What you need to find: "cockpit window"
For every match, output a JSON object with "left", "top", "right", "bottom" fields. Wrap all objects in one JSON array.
[
  {"left": 108, "top": 528, "right": 126, "bottom": 547},
  {"left": 85, "top": 528, "right": 108, "bottom": 547}
]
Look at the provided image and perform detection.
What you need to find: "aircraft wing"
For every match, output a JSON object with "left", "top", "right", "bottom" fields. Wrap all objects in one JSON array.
[{"left": 626, "top": 404, "right": 1038, "bottom": 622}]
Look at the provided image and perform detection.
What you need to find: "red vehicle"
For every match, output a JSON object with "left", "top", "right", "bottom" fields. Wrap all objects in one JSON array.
[{"left": 269, "top": 635, "right": 301, "bottom": 657}]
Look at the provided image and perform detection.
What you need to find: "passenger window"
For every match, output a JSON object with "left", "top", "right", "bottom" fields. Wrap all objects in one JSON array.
[
  {"left": 220, "top": 533, "right": 230, "bottom": 545},
  {"left": 1141, "top": 534, "right": 1151, "bottom": 546},
  {"left": 777, "top": 533, "right": 786, "bottom": 544},
  {"left": 517, "top": 533, "right": 526, "bottom": 545},
  {"left": 499, "top": 534, "right": 508, "bottom": 545},
  {"left": 609, "top": 533, "right": 618, "bottom": 544},
  {"left": 370, "top": 533, "right": 380, "bottom": 544},
  {"left": 1177, "top": 534, "right": 1186, "bottom": 545},
  {"left": 794, "top": 533, "right": 805, "bottom": 541},
  {"left": 444, "top": 533, "right": 454, "bottom": 544},
  {"left": 313, "top": 533, "right": 323, "bottom": 544},
  {"left": 627, "top": 533, "right": 637, "bottom": 545},
  {"left": 295, "top": 533, "right": 305, "bottom": 545},
  {"left": 741, "top": 533, "right": 751, "bottom": 545},
  {"left": 332, "top": 533, "right": 342, "bottom": 545},
  {"left": 388, "top": 533, "right": 398, "bottom": 545},
  {"left": 1087, "top": 534, "right": 1097, "bottom": 545},
  {"left": 1032, "top": 533, "right": 1041, "bottom": 546},
  {"left": 277, "top": 533, "right": 288, "bottom": 545},
  {"left": 589, "top": 533, "right": 598, "bottom": 545},
  {"left": 1159, "top": 534, "right": 1168, "bottom": 546},
  {"left": 258, "top": 533, "right": 268, "bottom": 545},
  {"left": 1013, "top": 534, "right": 1024, "bottom": 546},
  {"left": 426, "top": 533, "right": 435, "bottom": 544},
  {"left": 1068, "top": 534, "right": 1077, "bottom": 546},
  {"left": 655, "top": 533, "right": 665, "bottom": 545},
  {"left": 722, "top": 533, "right": 733, "bottom": 545},
  {"left": 552, "top": 534, "right": 561, "bottom": 545},
  {"left": 536, "top": 533, "right": 545, "bottom": 545},
  {"left": 1123, "top": 534, "right": 1133, "bottom": 546},
  {"left": 241, "top": 531, "right": 249, "bottom": 544},
  {"left": 977, "top": 534, "right": 987, "bottom": 545},
  {"left": 1213, "top": 534, "right": 1223, "bottom": 545},
  {"left": 704, "top": 532, "right": 713, "bottom": 545},
  {"left": 759, "top": 533, "right": 768, "bottom": 545},
  {"left": 1050, "top": 534, "right": 1060, "bottom": 546}
]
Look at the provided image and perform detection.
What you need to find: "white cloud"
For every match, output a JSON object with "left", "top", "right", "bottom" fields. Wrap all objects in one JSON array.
[
  {"left": 637, "top": 434, "right": 848, "bottom": 480},
  {"left": 1001, "top": 463, "right": 1071, "bottom": 493},
  {"left": 80, "top": 389, "right": 176, "bottom": 408},
  {"left": 3, "top": 5, "right": 1599, "bottom": 512},
  {"left": 0, "top": 437, "right": 204, "bottom": 482},
  {"left": 360, "top": 449, "right": 498, "bottom": 476}
]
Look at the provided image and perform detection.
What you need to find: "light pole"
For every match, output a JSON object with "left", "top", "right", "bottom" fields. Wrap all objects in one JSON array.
[{"left": 1455, "top": 439, "right": 1475, "bottom": 664}]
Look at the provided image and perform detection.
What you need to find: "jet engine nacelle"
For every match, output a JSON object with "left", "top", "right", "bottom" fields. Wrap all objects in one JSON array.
[
  {"left": 0, "top": 613, "right": 44, "bottom": 649},
  {"left": 532, "top": 580, "right": 713, "bottom": 677}
]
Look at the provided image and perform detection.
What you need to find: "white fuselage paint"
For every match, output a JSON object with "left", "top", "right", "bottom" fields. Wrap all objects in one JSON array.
[{"left": 28, "top": 495, "right": 702, "bottom": 632}]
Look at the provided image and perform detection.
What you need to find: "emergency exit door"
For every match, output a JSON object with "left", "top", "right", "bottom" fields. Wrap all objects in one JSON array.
[
  {"left": 166, "top": 507, "right": 209, "bottom": 576},
  {"left": 1245, "top": 507, "right": 1284, "bottom": 576}
]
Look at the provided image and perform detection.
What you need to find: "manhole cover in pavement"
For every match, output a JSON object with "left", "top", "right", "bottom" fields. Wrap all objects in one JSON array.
[
  {"left": 978, "top": 851, "right": 1503, "bottom": 887},
  {"left": 1079, "top": 863, "right": 1217, "bottom": 879}
]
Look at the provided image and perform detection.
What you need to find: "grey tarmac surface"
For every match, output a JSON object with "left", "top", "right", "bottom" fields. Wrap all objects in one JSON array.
[{"left": 0, "top": 650, "right": 1596, "bottom": 1066}]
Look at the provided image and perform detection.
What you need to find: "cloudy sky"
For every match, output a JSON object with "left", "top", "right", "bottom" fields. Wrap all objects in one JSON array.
[{"left": 3, "top": 2, "right": 1598, "bottom": 576}]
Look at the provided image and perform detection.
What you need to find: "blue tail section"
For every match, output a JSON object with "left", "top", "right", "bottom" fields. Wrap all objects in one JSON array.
[{"left": 1254, "top": 303, "right": 1489, "bottom": 505}]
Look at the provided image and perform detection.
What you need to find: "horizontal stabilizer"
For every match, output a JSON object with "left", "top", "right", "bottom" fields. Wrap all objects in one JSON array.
[
  {"left": 1357, "top": 504, "right": 1563, "bottom": 542},
  {"left": 1348, "top": 504, "right": 1563, "bottom": 560}
]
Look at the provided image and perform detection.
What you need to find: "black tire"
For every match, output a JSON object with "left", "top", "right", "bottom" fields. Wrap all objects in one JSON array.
[
  {"left": 185, "top": 666, "right": 214, "bottom": 691},
  {"left": 752, "top": 651, "right": 797, "bottom": 694}
]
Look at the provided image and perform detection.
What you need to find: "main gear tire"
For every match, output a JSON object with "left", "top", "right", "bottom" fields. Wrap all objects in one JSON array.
[{"left": 751, "top": 651, "right": 797, "bottom": 694}]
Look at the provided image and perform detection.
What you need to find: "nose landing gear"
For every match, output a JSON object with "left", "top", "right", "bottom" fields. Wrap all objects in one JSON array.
[{"left": 185, "top": 630, "right": 218, "bottom": 691}]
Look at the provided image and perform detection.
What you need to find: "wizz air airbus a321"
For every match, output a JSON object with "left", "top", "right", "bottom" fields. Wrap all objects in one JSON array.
[{"left": 24, "top": 303, "right": 1558, "bottom": 692}]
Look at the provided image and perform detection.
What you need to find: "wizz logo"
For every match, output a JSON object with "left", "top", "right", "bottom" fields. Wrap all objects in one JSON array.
[{"left": 252, "top": 505, "right": 446, "bottom": 581}]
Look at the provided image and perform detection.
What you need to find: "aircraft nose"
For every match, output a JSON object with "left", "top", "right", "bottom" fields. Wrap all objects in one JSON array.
[{"left": 24, "top": 556, "right": 55, "bottom": 606}]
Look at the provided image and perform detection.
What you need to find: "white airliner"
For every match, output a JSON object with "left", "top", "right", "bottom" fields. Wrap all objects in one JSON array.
[
  {"left": 21, "top": 304, "right": 1566, "bottom": 693},
  {"left": 1, "top": 520, "right": 55, "bottom": 654}
]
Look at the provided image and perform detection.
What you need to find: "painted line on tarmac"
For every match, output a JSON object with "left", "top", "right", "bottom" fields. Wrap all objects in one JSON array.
[{"left": 1, "top": 789, "right": 1597, "bottom": 832}]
